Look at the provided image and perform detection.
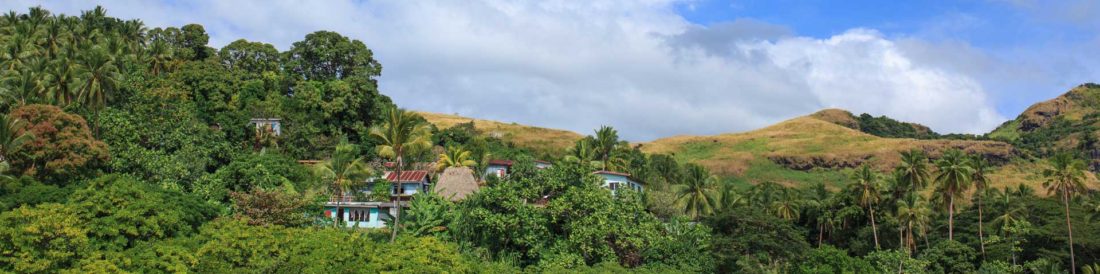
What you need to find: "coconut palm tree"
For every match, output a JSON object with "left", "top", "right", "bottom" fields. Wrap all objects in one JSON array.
[
  {"left": 896, "top": 149, "right": 931, "bottom": 198},
  {"left": 593, "top": 126, "right": 618, "bottom": 169},
  {"left": 314, "top": 140, "right": 372, "bottom": 228},
  {"left": 1042, "top": 152, "right": 1089, "bottom": 274},
  {"left": 896, "top": 197, "right": 932, "bottom": 255},
  {"left": 851, "top": 164, "right": 883, "bottom": 250},
  {"left": 771, "top": 190, "right": 802, "bottom": 221},
  {"left": 675, "top": 164, "right": 717, "bottom": 218},
  {"left": 369, "top": 108, "right": 432, "bottom": 242},
  {"left": 991, "top": 186, "right": 1029, "bottom": 266},
  {"left": 934, "top": 149, "right": 972, "bottom": 241},
  {"left": 969, "top": 155, "right": 992, "bottom": 257},
  {"left": 436, "top": 145, "right": 477, "bottom": 172},
  {"left": 76, "top": 45, "right": 119, "bottom": 135},
  {"left": 0, "top": 113, "right": 32, "bottom": 162}
]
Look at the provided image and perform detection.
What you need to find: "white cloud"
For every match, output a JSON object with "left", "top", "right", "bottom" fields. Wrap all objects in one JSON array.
[{"left": 1, "top": 0, "right": 1007, "bottom": 140}]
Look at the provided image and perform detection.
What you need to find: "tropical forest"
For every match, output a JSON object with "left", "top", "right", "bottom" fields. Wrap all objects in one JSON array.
[{"left": 0, "top": 5, "right": 1098, "bottom": 274}]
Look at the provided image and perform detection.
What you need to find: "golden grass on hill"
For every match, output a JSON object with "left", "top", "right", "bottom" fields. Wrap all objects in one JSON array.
[
  {"left": 416, "top": 111, "right": 584, "bottom": 157},
  {"left": 642, "top": 115, "right": 1016, "bottom": 178}
]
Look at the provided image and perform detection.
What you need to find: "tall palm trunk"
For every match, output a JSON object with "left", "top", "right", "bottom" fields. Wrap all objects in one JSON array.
[
  {"left": 818, "top": 223, "right": 824, "bottom": 247},
  {"left": 334, "top": 186, "right": 343, "bottom": 228},
  {"left": 870, "top": 206, "right": 880, "bottom": 250},
  {"left": 390, "top": 155, "right": 403, "bottom": 243},
  {"left": 978, "top": 194, "right": 986, "bottom": 258},
  {"left": 948, "top": 193, "right": 955, "bottom": 240},
  {"left": 1063, "top": 192, "right": 1077, "bottom": 274}
]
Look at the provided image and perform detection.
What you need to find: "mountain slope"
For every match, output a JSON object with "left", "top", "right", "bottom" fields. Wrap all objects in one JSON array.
[
  {"left": 642, "top": 111, "right": 1016, "bottom": 180},
  {"left": 990, "top": 83, "right": 1100, "bottom": 150},
  {"left": 416, "top": 111, "right": 584, "bottom": 156}
]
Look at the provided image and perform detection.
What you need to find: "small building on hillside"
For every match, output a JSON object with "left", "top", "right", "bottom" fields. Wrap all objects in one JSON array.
[
  {"left": 323, "top": 169, "right": 432, "bottom": 228},
  {"left": 434, "top": 167, "right": 479, "bottom": 201},
  {"left": 593, "top": 170, "right": 643, "bottom": 194},
  {"left": 534, "top": 160, "right": 553, "bottom": 169},
  {"left": 484, "top": 159, "right": 513, "bottom": 178},
  {"left": 249, "top": 118, "right": 282, "bottom": 136}
]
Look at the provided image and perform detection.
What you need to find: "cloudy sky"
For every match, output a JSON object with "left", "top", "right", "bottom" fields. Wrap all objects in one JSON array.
[{"left": 5, "top": 0, "right": 1100, "bottom": 141}]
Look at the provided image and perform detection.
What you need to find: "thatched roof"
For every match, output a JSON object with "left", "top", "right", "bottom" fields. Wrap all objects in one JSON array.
[{"left": 434, "top": 167, "right": 479, "bottom": 201}]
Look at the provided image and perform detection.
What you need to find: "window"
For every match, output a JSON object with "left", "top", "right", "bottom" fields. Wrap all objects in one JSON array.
[{"left": 608, "top": 182, "right": 620, "bottom": 191}]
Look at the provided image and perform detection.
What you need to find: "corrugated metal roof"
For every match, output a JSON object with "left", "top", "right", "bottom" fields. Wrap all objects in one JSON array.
[{"left": 384, "top": 170, "right": 430, "bottom": 182}]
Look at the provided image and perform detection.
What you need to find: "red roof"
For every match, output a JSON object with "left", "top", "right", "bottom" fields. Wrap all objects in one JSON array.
[
  {"left": 384, "top": 170, "right": 430, "bottom": 182},
  {"left": 488, "top": 159, "right": 513, "bottom": 166}
]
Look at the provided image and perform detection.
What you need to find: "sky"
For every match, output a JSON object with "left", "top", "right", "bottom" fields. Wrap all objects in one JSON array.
[{"left": 4, "top": 0, "right": 1100, "bottom": 141}]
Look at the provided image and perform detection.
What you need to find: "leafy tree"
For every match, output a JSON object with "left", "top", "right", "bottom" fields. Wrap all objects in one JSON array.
[
  {"left": 919, "top": 239, "right": 978, "bottom": 274},
  {"left": 705, "top": 205, "right": 810, "bottom": 273},
  {"left": 198, "top": 152, "right": 317, "bottom": 203},
  {"left": 403, "top": 191, "right": 453, "bottom": 238},
  {"left": 934, "top": 149, "right": 973, "bottom": 241},
  {"left": 313, "top": 139, "right": 372, "bottom": 228},
  {"left": 69, "top": 174, "right": 217, "bottom": 251},
  {"left": 850, "top": 164, "right": 882, "bottom": 250},
  {"left": 370, "top": 108, "right": 432, "bottom": 241},
  {"left": 283, "top": 30, "right": 381, "bottom": 82},
  {"left": 1043, "top": 152, "right": 1089, "bottom": 273},
  {"left": 230, "top": 187, "right": 316, "bottom": 227},
  {"left": 9, "top": 104, "right": 108, "bottom": 183},
  {"left": 864, "top": 249, "right": 931, "bottom": 274},
  {"left": 0, "top": 203, "right": 89, "bottom": 273},
  {"left": 218, "top": 39, "right": 280, "bottom": 74},
  {"left": 795, "top": 245, "right": 874, "bottom": 274}
]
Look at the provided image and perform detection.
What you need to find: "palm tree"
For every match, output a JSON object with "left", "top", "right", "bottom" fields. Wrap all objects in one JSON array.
[
  {"left": 851, "top": 164, "right": 883, "bottom": 250},
  {"left": 0, "top": 113, "right": 32, "bottom": 162},
  {"left": 314, "top": 140, "right": 372, "bottom": 228},
  {"left": 76, "top": 46, "right": 119, "bottom": 135},
  {"left": 1042, "top": 152, "right": 1089, "bottom": 274},
  {"left": 675, "top": 164, "right": 717, "bottom": 218},
  {"left": 896, "top": 149, "right": 931, "bottom": 197},
  {"left": 896, "top": 197, "right": 932, "bottom": 255},
  {"left": 436, "top": 145, "right": 477, "bottom": 172},
  {"left": 934, "top": 149, "right": 972, "bottom": 241},
  {"left": 991, "top": 187, "right": 1029, "bottom": 266},
  {"left": 564, "top": 137, "right": 602, "bottom": 169},
  {"left": 715, "top": 182, "right": 745, "bottom": 213},
  {"left": 593, "top": 126, "right": 619, "bottom": 169},
  {"left": 771, "top": 190, "right": 802, "bottom": 221},
  {"left": 369, "top": 108, "right": 432, "bottom": 242},
  {"left": 969, "top": 155, "right": 992, "bottom": 257}
]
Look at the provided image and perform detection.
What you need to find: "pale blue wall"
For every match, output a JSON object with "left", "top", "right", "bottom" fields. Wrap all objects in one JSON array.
[
  {"left": 485, "top": 165, "right": 508, "bottom": 178},
  {"left": 326, "top": 206, "right": 387, "bottom": 228},
  {"left": 595, "top": 173, "right": 643, "bottom": 194}
]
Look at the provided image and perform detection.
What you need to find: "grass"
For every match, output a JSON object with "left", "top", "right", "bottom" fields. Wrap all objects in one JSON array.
[
  {"left": 417, "top": 111, "right": 584, "bottom": 157},
  {"left": 643, "top": 113, "right": 1017, "bottom": 188}
]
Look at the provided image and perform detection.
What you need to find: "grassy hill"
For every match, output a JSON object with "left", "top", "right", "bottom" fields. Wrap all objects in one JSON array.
[
  {"left": 990, "top": 83, "right": 1100, "bottom": 150},
  {"left": 641, "top": 111, "right": 1017, "bottom": 187},
  {"left": 416, "top": 111, "right": 584, "bottom": 157}
]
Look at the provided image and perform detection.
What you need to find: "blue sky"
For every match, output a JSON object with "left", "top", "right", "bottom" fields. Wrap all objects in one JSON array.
[{"left": 4, "top": 0, "right": 1099, "bottom": 140}]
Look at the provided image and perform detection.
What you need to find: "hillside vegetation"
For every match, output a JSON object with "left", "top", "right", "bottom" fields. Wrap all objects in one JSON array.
[
  {"left": 990, "top": 84, "right": 1100, "bottom": 167},
  {"left": 416, "top": 112, "right": 583, "bottom": 157},
  {"left": 643, "top": 111, "right": 1016, "bottom": 180}
]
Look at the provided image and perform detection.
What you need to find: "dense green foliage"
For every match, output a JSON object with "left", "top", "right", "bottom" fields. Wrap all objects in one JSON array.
[{"left": 0, "top": 6, "right": 1098, "bottom": 273}]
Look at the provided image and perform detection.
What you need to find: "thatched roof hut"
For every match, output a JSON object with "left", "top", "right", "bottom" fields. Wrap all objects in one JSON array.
[{"left": 434, "top": 167, "right": 479, "bottom": 201}]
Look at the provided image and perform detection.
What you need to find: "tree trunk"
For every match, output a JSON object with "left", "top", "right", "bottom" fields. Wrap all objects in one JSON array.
[
  {"left": 1064, "top": 192, "right": 1077, "bottom": 274},
  {"left": 948, "top": 193, "right": 955, "bottom": 241},
  {"left": 978, "top": 193, "right": 986, "bottom": 258},
  {"left": 870, "top": 206, "right": 880, "bottom": 250},
  {"left": 818, "top": 223, "right": 824, "bottom": 247},
  {"left": 390, "top": 155, "right": 403, "bottom": 243}
]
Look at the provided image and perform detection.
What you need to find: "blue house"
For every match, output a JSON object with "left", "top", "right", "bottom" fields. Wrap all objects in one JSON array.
[
  {"left": 593, "top": 171, "right": 643, "bottom": 194},
  {"left": 484, "top": 159, "right": 512, "bottom": 179},
  {"left": 249, "top": 118, "right": 282, "bottom": 136},
  {"left": 534, "top": 160, "right": 553, "bottom": 169},
  {"left": 323, "top": 170, "right": 431, "bottom": 228}
]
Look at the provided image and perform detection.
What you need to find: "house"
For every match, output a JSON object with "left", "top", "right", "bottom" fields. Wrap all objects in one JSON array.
[
  {"left": 434, "top": 167, "right": 479, "bottom": 201},
  {"left": 249, "top": 118, "right": 282, "bottom": 136},
  {"left": 593, "top": 170, "right": 643, "bottom": 194},
  {"left": 484, "top": 159, "right": 513, "bottom": 178},
  {"left": 534, "top": 160, "right": 553, "bottom": 169},
  {"left": 323, "top": 170, "right": 432, "bottom": 228}
]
